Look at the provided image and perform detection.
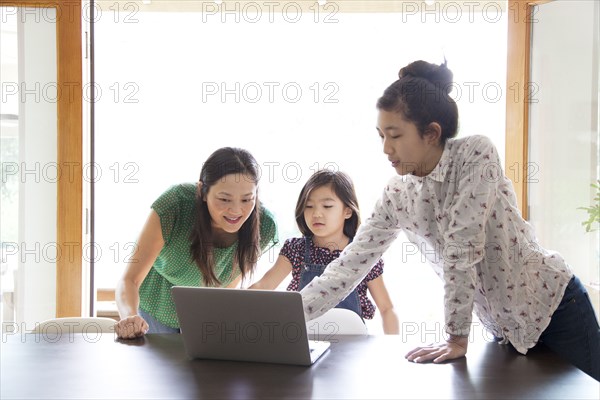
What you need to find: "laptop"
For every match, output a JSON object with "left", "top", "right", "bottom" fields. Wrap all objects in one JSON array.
[{"left": 171, "top": 286, "right": 330, "bottom": 366}]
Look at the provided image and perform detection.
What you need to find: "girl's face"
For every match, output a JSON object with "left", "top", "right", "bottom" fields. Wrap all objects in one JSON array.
[
  {"left": 303, "top": 184, "right": 352, "bottom": 244},
  {"left": 205, "top": 173, "right": 257, "bottom": 234},
  {"left": 376, "top": 109, "right": 442, "bottom": 177}
]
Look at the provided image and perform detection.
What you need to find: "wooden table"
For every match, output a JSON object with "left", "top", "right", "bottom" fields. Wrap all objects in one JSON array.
[{"left": 1, "top": 333, "right": 598, "bottom": 399}]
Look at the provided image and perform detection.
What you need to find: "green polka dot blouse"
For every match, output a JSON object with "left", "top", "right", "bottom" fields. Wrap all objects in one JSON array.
[{"left": 138, "top": 183, "right": 278, "bottom": 328}]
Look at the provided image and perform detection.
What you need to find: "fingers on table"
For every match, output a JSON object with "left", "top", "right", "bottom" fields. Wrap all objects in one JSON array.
[
  {"left": 406, "top": 345, "right": 446, "bottom": 363},
  {"left": 116, "top": 317, "right": 148, "bottom": 339}
]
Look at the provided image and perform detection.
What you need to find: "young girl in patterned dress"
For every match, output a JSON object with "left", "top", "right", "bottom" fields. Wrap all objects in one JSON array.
[
  {"left": 300, "top": 60, "right": 600, "bottom": 381},
  {"left": 250, "top": 170, "right": 399, "bottom": 334}
]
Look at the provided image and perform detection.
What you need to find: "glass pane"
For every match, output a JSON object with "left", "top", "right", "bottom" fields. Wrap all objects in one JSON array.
[
  {"left": 1, "top": 8, "right": 19, "bottom": 327},
  {"left": 529, "top": 0, "right": 600, "bottom": 291},
  {"left": 94, "top": 4, "right": 507, "bottom": 333},
  {"left": 0, "top": 6, "right": 58, "bottom": 329}
]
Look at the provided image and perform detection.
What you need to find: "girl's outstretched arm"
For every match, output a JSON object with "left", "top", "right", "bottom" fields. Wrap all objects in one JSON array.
[
  {"left": 249, "top": 255, "right": 292, "bottom": 290},
  {"left": 367, "top": 276, "right": 399, "bottom": 334}
]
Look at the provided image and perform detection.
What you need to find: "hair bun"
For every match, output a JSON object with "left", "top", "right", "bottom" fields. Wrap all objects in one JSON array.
[{"left": 398, "top": 60, "right": 454, "bottom": 94}]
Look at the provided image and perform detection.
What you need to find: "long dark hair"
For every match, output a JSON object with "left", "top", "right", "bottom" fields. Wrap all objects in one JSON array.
[
  {"left": 189, "top": 147, "right": 261, "bottom": 287},
  {"left": 377, "top": 60, "right": 459, "bottom": 145},
  {"left": 295, "top": 170, "right": 360, "bottom": 239}
]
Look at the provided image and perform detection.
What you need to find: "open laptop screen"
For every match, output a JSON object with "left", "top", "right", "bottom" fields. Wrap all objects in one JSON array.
[{"left": 171, "top": 287, "right": 330, "bottom": 366}]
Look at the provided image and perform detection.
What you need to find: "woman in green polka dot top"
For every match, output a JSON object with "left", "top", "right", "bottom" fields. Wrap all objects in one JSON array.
[{"left": 115, "top": 147, "right": 278, "bottom": 339}]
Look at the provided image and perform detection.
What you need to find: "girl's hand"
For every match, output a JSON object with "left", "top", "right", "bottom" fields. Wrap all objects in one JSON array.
[
  {"left": 366, "top": 276, "right": 399, "bottom": 334},
  {"left": 115, "top": 315, "right": 149, "bottom": 339},
  {"left": 405, "top": 335, "right": 468, "bottom": 363}
]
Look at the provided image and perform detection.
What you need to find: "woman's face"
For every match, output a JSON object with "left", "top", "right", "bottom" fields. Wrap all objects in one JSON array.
[
  {"left": 376, "top": 109, "right": 441, "bottom": 177},
  {"left": 205, "top": 173, "right": 257, "bottom": 234}
]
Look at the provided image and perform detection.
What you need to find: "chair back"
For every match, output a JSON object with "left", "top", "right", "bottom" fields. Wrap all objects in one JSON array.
[
  {"left": 306, "top": 308, "right": 368, "bottom": 337},
  {"left": 30, "top": 317, "right": 116, "bottom": 334}
]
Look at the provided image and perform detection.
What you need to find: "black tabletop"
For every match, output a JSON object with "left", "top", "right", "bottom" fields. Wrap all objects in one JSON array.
[{"left": 1, "top": 333, "right": 598, "bottom": 399}]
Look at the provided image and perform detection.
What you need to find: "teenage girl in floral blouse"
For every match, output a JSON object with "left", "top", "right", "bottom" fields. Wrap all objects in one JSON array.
[
  {"left": 251, "top": 170, "right": 399, "bottom": 334},
  {"left": 300, "top": 60, "right": 600, "bottom": 380}
]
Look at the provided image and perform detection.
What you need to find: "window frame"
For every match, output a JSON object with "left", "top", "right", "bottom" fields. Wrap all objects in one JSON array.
[
  {"left": 505, "top": 0, "right": 553, "bottom": 219},
  {"left": 0, "top": 0, "right": 84, "bottom": 317}
]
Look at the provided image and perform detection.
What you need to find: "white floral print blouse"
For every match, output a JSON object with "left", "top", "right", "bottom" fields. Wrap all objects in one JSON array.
[{"left": 300, "top": 135, "right": 572, "bottom": 354}]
